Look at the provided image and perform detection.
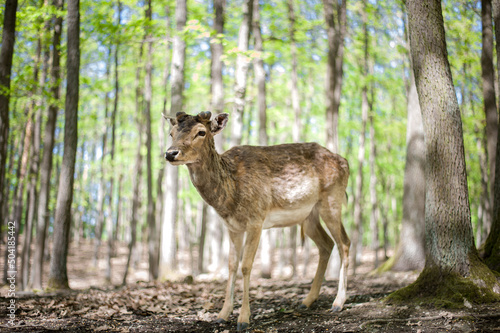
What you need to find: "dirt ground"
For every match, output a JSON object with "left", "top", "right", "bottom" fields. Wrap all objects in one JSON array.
[{"left": 1, "top": 240, "right": 500, "bottom": 332}]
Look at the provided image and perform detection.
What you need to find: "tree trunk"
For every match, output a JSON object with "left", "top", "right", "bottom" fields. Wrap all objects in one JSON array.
[
  {"left": 386, "top": 69, "right": 425, "bottom": 272},
  {"left": 230, "top": 0, "right": 254, "bottom": 147},
  {"left": 198, "top": 202, "right": 208, "bottom": 274},
  {"left": 47, "top": 0, "right": 79, "bottom": 290},
  {"left": 390, "top": 0, "right": 500, "bottom": 304},
  {"left": 31, "top": 0, "right": 64, "bottom": 290},
  {"left": 143, "top": 0, "right": 157, "bottom": 282},
  {"left": 0, "top": 0, "right": 18, "bottom": 239},
  {"left": 22, "top": 31, "right": 45, "bottom": 289},
  {"left": 380, "top": 11, "right": 426, "bottom": 271},
  {"left": 351, "top": 0, "right": 369, "bottom": 275},
  {"left": 160, "top": 0, "right": 186, "bottom": 279},
  {"left": 323, "top": 0, "right": 346, "bottom": 153},
  {"left": 250, "top": 0, "right": 272, "bottom": 279},
  {"left": 484, "top": 0, "right": 500, "bottom": 272},
  {"left": 368, "top": 104, "right": 379, "bottom": 269},
  {"left": 482, "top": 0, "right": 498, "bottom": 220},
  {"left": 10, "top": 106, "right": 33, "bottom": 287},
  {"left": 211, "top": 0, "right": 224, "bottom": 115},
  {"left": 92, "top": 48, "right": 111, "bottom": 267},
  {"left": 122, "top": 133, "right": 143, "bottom": 285}
]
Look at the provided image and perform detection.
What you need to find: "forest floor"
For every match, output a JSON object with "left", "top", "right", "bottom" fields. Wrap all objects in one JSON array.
[{"left": 1, "top": 240, "right": 500, "bottom": 332}]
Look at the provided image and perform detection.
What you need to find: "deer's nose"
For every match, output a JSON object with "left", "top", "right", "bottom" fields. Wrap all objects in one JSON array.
[{"left": 165, "top": 150, "right": 179, "bottom": 162}]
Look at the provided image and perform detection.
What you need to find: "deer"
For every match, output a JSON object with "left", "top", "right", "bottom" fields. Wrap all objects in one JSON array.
[{"left": 164, "top": 111, "right": 350, "bottom": 331}]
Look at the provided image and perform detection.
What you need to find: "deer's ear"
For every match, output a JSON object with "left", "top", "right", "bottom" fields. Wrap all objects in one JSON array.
[
  {"left": 211, "top": 113, "right": 229, "bottom": 135},
  {"left": 162, "top": 113, "right": 177, "bottom": 126}
]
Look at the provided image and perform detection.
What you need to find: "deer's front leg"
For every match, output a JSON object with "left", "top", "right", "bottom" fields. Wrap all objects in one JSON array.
[
  {"left": 237, "top": 225, "right": 262, "bottom": 331},
  {"left": 217, "top": 231, "right": 244, "bottom": 323}
]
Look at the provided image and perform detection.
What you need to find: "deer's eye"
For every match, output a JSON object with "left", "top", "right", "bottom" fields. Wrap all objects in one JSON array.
[{"left": 197, "top": 131, "right": 206, "bottom": 137}]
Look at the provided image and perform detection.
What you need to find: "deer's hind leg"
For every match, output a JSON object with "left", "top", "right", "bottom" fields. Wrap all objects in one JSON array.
[
  {"left": 300, "top": 205, "right": 334, "bottom": 308},
  {"left": 319, "top": 191, "right": 350, "bottom": 312}
]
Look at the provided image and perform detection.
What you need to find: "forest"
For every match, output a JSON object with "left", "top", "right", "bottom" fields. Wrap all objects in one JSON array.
[{"left": 1, "top": 0, "right": 500, "bottom": 331}]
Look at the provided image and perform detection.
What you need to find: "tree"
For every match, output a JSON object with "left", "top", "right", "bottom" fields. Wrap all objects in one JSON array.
[
  {"left": 144, "top": 0, "right": 158, "bottom": 282},
  {"left": 351, "top": 0, "right": 370, "bottom": 275},
  {"left": 48, "top": 0, "right": 80, "bottom": 290},
  {"left": 253, "top": 0, "right": 272, "bottom": 278},
  {"left": 230, "top": 0, "right": 253, "bottom": 147},
  {"left": 481, "top": 0, "right": 498, "bottom": 218},
  {"left": 389, "top": 0, "right": 500, "bottom": 305},
  {"left": 483, "top": 0, "right": 500, "bottom": 272},
  {"left": 0, "top": 0, "right": 18, "bottom": 252},
  {"left": 31, "top": 0, "right": 64, "bottom": 290},
  {"left": 160, "top": 0, "right": 186, "bottom": 279},
  {"left": 323, "top": 0, "right": 346, "bottom": 153},
  {"left": 379, "top": 9, "right": 426, "bottom": 272}
]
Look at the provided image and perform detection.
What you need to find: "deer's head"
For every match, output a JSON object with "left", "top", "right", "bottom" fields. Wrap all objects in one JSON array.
[{"left": 164, "top": 111, "right": 228, "bottom": 165}]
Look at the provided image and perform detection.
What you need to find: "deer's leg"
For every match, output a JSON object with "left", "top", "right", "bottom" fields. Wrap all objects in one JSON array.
[
  {"left": 237, "top": 225, "right": 262, "bottom": 331},
  {"left": 301, "top": 208, "right": 334, "bottom": 308},
  {"left": 319, "top": 194, "right": 350, "bottom": 312},
  {"left": 217, "top": 231, "right": 244, "bottom": 323}
]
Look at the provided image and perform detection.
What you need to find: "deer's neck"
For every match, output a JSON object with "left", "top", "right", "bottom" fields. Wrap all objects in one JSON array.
[{"left": 186, "top": 140, "right": 235, "bottom": 217}]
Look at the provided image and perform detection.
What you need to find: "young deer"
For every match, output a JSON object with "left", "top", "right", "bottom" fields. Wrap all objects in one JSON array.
[{"left": 164, "top": 111, "right": 350, "bottom": 330}]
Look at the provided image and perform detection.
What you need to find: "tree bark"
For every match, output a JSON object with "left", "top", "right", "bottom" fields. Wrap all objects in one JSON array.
[
  {"left": 144, "top": 0, "right": 157, "bottom": 281},
  {"left": 323, "top": 0, "right": 346, "bottom": 153},
  {"left": 230, "top": 0, "right": 254, "bottom": 147},
  {"left": 484, "top": 0, "right": 500, "bottom": 272},
  {"left": 482, "top": 0, "right": 498, "bottom": 220},
  {"left": 0, "top": 0, "right": 18, "bottom": 239},
  {"left": 390, "top": 0, "right": 500, "bottom": 304},
  {"left": 31, "top": 0, "right": 64, "bottom": 290},
  {"left": 211, "top": 0, "right": 224, "bottom": 115},
  {"left": 48, "top": 0, "right": 79, "bottom": 290},
  {"left": 160, "top": 0, "right": 186, "bottom": 279}
]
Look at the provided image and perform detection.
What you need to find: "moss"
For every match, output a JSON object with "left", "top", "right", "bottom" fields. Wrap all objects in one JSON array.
[
  {"left": 371, "top": 255, "right": 396, "bottom": 275},
  {"left": 386, "top": 255, "right": 500, "bottom": 309},
  {"left": 46, "top": 278, "right": 70, "bottom": 292}
]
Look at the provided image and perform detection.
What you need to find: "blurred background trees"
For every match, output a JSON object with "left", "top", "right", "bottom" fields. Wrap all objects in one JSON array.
[{"left": 1, "top": 0, "right": 499, "bottom": 290}]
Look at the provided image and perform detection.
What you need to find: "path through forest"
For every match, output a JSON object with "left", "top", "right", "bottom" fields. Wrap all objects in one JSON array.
[{"left": 1, "top": 240, "right": 500, "bottom": 332}]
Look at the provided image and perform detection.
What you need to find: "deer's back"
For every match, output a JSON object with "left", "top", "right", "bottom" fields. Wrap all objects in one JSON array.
[{"left": 221, "top": 142, "right": 349, "bottom": 226}]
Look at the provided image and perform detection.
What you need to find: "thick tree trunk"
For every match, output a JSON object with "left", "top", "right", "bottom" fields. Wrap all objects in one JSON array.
[
  {"left": 482, "top": 0, "right": 498, "bottom": 219},
  {"left": 160, "top": 0, "right": 186, "bottom": 279},
  {"left": 47, "top": 0, "right": 79, "bottom": 290},
  {"left": 230, "top": 0, "right": 254, "bottom": 147},
  {"left": 484, "top": 0, "right": 500, "bottom": 272},
  {"left": 390, "top": 0, "right": 500, "bottom": 304},
  {"left": 0, "top": 0, "right": 18, "bottom": 239},
  {"left": 31, "top": 0, "right": 64, "bottom": 290},
  {"left": 323, "top": 0, "right": 346, "bottom": 153}
]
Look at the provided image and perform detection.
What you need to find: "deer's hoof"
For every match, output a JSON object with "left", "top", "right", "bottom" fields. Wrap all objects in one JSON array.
[
  {"left": 237, "top": 322, "right": 249, "bottom": 331},
  {"left": 330, "top": 305, "right": 342, "bottom": 312},
  {"left": 298, "top": 303, "right": 308, "bottom": 309},
  {"left": 215, "top": 318, "right": 228, "bottom": 324}
]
